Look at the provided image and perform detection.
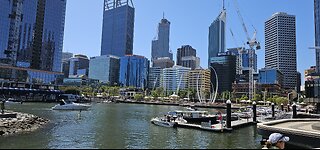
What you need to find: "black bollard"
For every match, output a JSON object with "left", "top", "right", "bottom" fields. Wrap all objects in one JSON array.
[
  {"left": 281, "top": 103, "right": 284, "bottom": 111},
  {"left": 287, "top": 104, "right": 291, "bottom": 112},
  {"left": 226, "top": 100, "right": 232, "bottom": 129},
  {"left": 253, "top": 101, "right": 257, "bottom": 123},
  {"left": 272, "top": 103, "right": 275, "bottom": 118},
  {"left": 293, "top": 103, "right": 297, "bottom": 118}
]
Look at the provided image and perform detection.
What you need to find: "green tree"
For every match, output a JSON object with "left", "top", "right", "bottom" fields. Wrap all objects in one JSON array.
[
  {"left": 252, "top": 94, "right": 262, "bottom": 101},
  {"left": 134, "top": 94, "right": 144, "bottom": 101},
  {"left": 178, "top": 90, "right": 188, "bottom": 99},
  {"left": 240, "top": 95, "right": 248, "bottom": 100}
]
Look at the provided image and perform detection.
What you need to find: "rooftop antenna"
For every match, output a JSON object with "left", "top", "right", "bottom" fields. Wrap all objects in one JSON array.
[
  {"left": 163, "top": 12, "right": 165, "bottom": 19},
  {"left": 223, "top": 0, "right": 225, "bottom": 10}
]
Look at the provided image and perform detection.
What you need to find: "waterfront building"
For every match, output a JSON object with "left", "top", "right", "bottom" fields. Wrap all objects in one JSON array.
[
  {"left": 63, "top": 75, "right": 99, "bottom": 86},
  {"left": 61, "top": 52, "right": 73, "bottom": 78},
  {"left": 151, "top": 17, "right": 173, "bottom": 61},
  {"left": 209, "top": 53, "right": 236, "bottom": 94},
  {"left": 0, "top": 65, "right": 63, "bottom": 84},
  {"left": 177, "top": 45, "right": 200, "bottom": 70},
  {"left": 161, "top": 66, "right": 191, "bottom": 92},
  {"left": 119, "top": 55, "right": 149, "bottom": 88},
  {"left": 101, "top": 0, "right": 134, "bottom": 57},
  {"left": 62, "top": 52, "right": 73, "bottom": 62},
  {"left": 0, "top": 0, "right": 66, "bottom": 83},
  {"left": 258, "top": 68, "right": 283, "bottom": 87},
  {"left": 265, "top": 12, "right": 297, "bottom": 90},
  {"left": 228, "top": 48, "right": 257, "bottom": 74},
  {"left": 148, "top": 67, "right": 161, "bottom": 90},
  {"left": 187, "top": 69, "right": 211, "bottom": 99},
  {"left": 89, "top": 55, "right": 120, "bottom": 85},
  {"left": 208, "top": 6, "right": 226, "bottom": 67},
  {"left": 152, "top": 57, "right": 174, "bottom": 69},
  {"left": 69, "top": 54, "right": 89, "bottom": 77}
]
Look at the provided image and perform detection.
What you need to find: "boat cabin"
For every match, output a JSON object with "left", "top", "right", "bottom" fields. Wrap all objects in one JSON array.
[{"left": 168, "top": 110, "right": 211, "bottom": 118}]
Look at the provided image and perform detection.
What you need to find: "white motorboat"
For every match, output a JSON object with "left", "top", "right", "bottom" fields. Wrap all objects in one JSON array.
[
  {"left": 151, "top": 116, "right": 187, "bottom": 128},
  {"left": 52, "top": 99, "right": 90, "bottom": 111},
  {"left": 151, "top": 117, "right": 177, "bottom": 128}
]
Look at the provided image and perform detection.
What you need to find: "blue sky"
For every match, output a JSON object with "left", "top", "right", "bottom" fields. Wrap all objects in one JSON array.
[{"left": 63, "top": 0, "right": 315, "bottom": 85}]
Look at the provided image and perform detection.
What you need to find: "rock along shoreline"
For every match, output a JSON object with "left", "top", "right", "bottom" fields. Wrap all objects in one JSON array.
[{"left": 0, "top": 111, "right": 49, "bottom": 136}]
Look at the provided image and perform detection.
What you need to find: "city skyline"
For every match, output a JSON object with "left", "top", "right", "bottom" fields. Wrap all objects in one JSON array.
[{"left": 63, "top": 0, "right": 314, "bottom": 85}]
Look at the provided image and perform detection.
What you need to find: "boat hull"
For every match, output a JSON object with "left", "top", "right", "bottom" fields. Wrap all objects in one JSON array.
[
  {"left": 52, "top": 103, "right": 90, "bottom": 111},
  {"left": 151, "top": 118, "right": 177, "bottom": 128}
]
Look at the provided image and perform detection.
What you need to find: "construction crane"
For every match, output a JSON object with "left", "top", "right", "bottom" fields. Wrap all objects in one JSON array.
[
  {"left": 230, "top": 28, "right": 245, "bottom": 75},
  {"left": 233, "top": 0, "right": 261, "bottom": 101}
]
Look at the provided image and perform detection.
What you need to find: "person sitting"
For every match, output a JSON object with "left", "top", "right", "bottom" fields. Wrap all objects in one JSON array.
[{"left": 265, "top": 133, "right": 290, "bottom": 149}]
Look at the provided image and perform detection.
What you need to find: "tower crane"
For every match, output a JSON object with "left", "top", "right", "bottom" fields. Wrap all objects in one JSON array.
[
  {"left": 233, "top": 0, "right": 261, "bottom": 101},
  {"left": 230, "top": 29, "right": 245, "bottom": 75}
]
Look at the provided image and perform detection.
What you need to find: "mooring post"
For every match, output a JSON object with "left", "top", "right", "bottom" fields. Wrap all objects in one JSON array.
[
  {"left": 226, "top": 100, "right": 232, "bottom": 129},
  {"left": 253, "top": 101, "right": 257, "bottom": 123}
]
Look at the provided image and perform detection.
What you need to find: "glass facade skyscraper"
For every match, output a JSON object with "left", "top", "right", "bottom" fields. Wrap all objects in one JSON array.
[
  {"left": 315, "top": 0, "right": 320, "bottom": 73},
  {"left": 119, "top": 55, "right": 149, "bottom": 88},
  {"left": 265, "top": 12, "right": 297, "bottom": 90},
  {"left": 89, "top": 55, "right": 120, "bottom": 85},
  {"left": 151, "top": 17, "right": 173, "bottom": 61},
  {"left": 208, "top": 9, "right": 226, "bottom": 67},
  {"left": 101, "top": 0, "right": 135, "bottom": 57},
  {"left": 210, "top": 54, "right": 236, "bottom": 93},
  {"left": 0, "top": 0, "right": 66, "bottom": 72}
]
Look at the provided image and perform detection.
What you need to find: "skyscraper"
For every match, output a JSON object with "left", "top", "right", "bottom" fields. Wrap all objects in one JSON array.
[
  {"left": 151, "top": 17, "right": 173, "bottom": 61},
  {"left": 265, "top": 12, "right": 297, "bottom": 90},
  {"left": 315, "top": 0, "right": 320, "bottom": 73},
  {"left": 101, "top": 0, "right": 135, "bottom": 57},
  {"left": 208, "top": 6, "right": 226, "bottom": 67},
  {"left": 89, "top": 55, "right": 120, "bottom": 85},
  {"left": 119, "top": 55, "right": 149, "bottom": 88},
  {"left": 177, "top": 45, "right": 200, "bottom": 70},
  {"left": 0, "top": 0, "right": 67, "bottom": 72}
]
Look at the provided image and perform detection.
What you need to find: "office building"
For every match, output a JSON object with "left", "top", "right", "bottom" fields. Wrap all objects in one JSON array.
[
  {"left": 119, "top": 55, "right": 149, "bottom": 88},
  {"left": 315, "top": 0, "right": 320, "bottom": 73},
  {"left": 208, "top": 6, "right": 226, "bottom": 67},
  {"left": 152, "top": 57, "right": 174, "bottom": 69},
  {"left": 259, "top": 68, "right": 283, "bottom": 86},
  {"left": 101, "top": 0, "right": 135, "bottom": 57},
  {"left": 187, "top": 69, "right": 211, "bottom": 99},
  {"left": 89, "top": 55, "right": 120, "bottom": 85},
  {"left": 151, "top": 17, "right": 173, "bottom": 61},
  {"left": 69, "top": 54, "right": 89, "bottom": 77},
  {"left": 177, "top": 45, "right": 200, "bottom": 70},
  {"left": 0, "top": 0, "right": 66, "bottom": 84},
  {"left": 161, "top": 66, "right": 191, "bottom": 92},
  {"left": 228, "top": 48, "right": 257, "bottom": 74},
  {"left": 209, "top": 53, "right": 236, "bottom": 93},
  {"left": 265, "top": 12, "right": 297, "bottom": 90},
  {"left": 148, "top": 67, "right": 162, "bottom": 90}
]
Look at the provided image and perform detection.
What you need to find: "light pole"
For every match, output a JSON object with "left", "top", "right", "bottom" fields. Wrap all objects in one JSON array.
[{"left": 209, "top": 66, "right": 219, "bottom": 103}]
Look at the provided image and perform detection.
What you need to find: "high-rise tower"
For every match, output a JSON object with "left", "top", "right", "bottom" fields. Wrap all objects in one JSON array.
[
  {"left": 101, "top": 0, "right": 135, "bottom": 57},
  {"left": 265, "top": 12, "right": 297, "bottom": 90},
  {"left": 315, "top": 0, "right": 320, "bottom": 73},
  {"left": 151, "top": 16, "right": 173, "bottom": 62},
  {"left": 208, "top": 2, "right": 226, "bottom": 67}
]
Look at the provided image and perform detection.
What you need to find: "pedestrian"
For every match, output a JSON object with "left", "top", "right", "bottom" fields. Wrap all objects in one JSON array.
[
  {"left": 1, "top": 100, "right": 5, "bottom": 114},
  {"left": 265, "top": 133, "right": 290, "bottom": 149}
]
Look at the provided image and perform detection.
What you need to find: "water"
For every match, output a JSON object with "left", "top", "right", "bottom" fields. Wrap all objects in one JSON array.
[{"left": 0, "top": 103, "right": 262, "bottom": 149}]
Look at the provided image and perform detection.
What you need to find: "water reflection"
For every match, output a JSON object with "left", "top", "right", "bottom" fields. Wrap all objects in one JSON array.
[{"left": 0, "top": 103, "right": 262, "bottom": 149}]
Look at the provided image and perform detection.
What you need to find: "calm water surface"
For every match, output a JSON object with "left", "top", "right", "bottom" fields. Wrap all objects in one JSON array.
[{"left": 0, "top": 103, "right": 262, "bottom": 149}]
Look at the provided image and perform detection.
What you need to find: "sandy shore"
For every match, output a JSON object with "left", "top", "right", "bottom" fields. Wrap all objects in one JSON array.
[{"left": 0, "top": 111, "right": 49, "bottom": 136}]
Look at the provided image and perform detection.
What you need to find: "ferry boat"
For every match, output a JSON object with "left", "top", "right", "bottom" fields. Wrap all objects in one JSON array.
[{"left": 167, "top": 110, "right": 219, "bottom": 125}]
